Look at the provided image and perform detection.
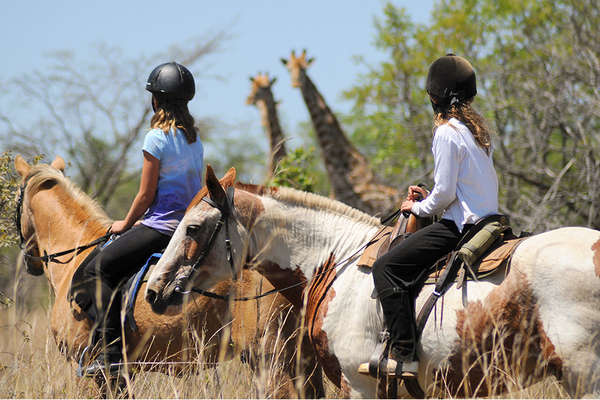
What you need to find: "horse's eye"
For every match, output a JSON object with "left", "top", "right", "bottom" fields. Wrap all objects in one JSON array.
[{"left": 186, "top": 224, "right": 201, "bottom": 237}]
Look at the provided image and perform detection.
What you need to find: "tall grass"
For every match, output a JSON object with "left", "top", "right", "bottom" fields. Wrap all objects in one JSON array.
[
  {"left": 0, "top": 300, "right": 342, "bottom": 399},
  {"left": 0, "top": 306, "right": 572, "bottom": 398}
]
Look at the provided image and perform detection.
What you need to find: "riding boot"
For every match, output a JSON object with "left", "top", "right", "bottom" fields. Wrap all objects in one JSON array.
[
  {"left": 380, "top": 290, "right": 419, "bottom": 377},
  {"left": 83, "top": 294, "right": 123, "bottom": 377},
  {"left": 83, "top": 327, "right": 122, "bottom": 377},
  {"left": 359, "top": 288, "right": 419, "bottom": 378}
]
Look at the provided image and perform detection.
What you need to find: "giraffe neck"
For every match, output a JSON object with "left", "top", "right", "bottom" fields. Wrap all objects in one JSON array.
[
  {"left": 298, "top": 74, "right": 373, "bottom": 211},
  {"left": 256, "top": 89, "right": 287, "bottom": 175}
]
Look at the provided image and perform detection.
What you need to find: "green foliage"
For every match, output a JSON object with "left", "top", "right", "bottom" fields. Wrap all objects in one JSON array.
[
  {"left": 0, "top": 152, "right": 21, "bottom": 247},
  {"left": 344, "top": 0, "right": 600, "bottom": 231},
  {"left": 0, "top": 152, "right": 45, "bottom": 248},
  {"left": 270, "top": 146, "right": 325, "bottom": 193}
]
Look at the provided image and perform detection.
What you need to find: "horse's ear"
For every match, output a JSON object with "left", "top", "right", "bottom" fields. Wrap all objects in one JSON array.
[
  {"left": 205, "top": 165, "right": 229, "bottom": 211},
  {"left": 14, "top": 155, "right": 31, "bottom": 177},
  {"left": 219, "top": 167, "right": 236, "bottom": 188},
  {"left": 51, "top": 156, "right": 65, "bottom": 172}
]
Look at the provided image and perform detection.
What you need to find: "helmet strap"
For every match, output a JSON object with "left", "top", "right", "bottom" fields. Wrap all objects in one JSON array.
[
  {"left": 431, "top": 94, "right": 465, "bottom": 114},
  {"left": 151, "top": 95, "right": 159, "bottom": 113},
  {"left": 430, "top": 98, "right": 449, "bottom": 114}
]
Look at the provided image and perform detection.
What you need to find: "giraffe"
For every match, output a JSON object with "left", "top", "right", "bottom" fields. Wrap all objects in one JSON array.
[
  {"left": 281, "top": 50, "right": 399, "bottom": 216},
  {"left": 246, "top": 73, "right": 287, "bottom": 178}
]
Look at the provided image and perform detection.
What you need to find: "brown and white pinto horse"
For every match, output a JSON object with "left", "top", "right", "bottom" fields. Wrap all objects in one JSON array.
[
  {"left": 147, "top": 165, "right": 600, "bottom": 398},
  {"left": 14, "top": 156, "right": 323, "bottom": 398}
]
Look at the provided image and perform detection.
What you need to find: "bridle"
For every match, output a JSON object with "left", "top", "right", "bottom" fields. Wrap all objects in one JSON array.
[
  {"left": 174, "top": 186, "right": 237, "bottom": 294},
  {"left": 15, "top": 174, "right": 110, "bottom": 267}
]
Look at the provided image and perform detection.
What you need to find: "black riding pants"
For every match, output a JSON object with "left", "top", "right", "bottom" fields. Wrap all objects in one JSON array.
[
  {"left": 78, "top": 224, "right": 170, "bottom": 347},
  {"left": 372, "top": 219, "right": 463, "bottom": 357}
]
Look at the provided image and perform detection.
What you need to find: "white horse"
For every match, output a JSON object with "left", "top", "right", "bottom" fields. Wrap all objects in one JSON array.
[{"left": 146, "top": 166, "right": 600, "bottom": 398}]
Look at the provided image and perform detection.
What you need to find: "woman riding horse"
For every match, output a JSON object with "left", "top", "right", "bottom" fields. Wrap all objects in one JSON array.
[
  {"left": 369, "top": 54, "right": 498, "bottom": 378},
  {"left": 72, "top": 61, "right": 205, "bottom": 376}
]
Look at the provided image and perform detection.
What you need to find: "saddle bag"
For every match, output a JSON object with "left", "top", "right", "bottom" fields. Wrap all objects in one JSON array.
[{"left": 457, "top": 217, "right": 509, "bottom": 267}]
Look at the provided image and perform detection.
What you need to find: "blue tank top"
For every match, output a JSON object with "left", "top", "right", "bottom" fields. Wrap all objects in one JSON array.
[{"left": 140, "top": 127, "right": 204, "bottom": 235}]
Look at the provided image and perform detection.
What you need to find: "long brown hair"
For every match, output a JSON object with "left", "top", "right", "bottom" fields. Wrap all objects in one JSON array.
[
  {"left": 150, "top": 96, "right": 197, "bottom": 144},
  {"left": 433, "top": 98, "right": 492, "bottom": 155}
]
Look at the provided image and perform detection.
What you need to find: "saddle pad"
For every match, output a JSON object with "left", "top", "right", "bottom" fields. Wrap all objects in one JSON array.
[
  {"left": 425, "top": 237, "right": 526, "bottom": 284},
  {"left": 356, "top": 227, "right": 393, "bottom": 268},
  {"left": 476, "top": 238, "right": 525, "bottom": 274}
]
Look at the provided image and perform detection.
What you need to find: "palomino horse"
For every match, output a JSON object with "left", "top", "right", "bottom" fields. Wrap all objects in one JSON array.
[
  {"left": 147, "top": 165, "right": 600, "bottom": 398},
  {"left": 14, "top": 155, "right": 323, "bottom": 398}
]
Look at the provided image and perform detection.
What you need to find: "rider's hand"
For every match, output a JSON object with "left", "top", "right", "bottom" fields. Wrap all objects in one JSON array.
[
  {"left": 408, "top": 185, "right": 428, "bottom": 201},
  {"left": 110, "top": 220, "right": 130, "bottom": 234},
  {"left": 400, "top": 200, "right": 415, "bottom": 214}
]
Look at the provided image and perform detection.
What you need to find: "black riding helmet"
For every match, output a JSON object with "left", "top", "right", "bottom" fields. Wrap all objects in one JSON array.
[
  {"left": 146, "top": 62, "right": 195, "bottom": 102},
  {"left": 426, "top": 54, "right": 476, "bottom": 110}
]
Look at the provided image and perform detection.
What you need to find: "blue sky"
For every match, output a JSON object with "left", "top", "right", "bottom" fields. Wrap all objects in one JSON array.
[{"left": 2, "top": 1, "right": 433, "bottom": 154}]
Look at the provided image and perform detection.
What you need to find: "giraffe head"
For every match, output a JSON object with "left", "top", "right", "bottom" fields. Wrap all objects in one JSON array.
[
  {"left": 281, "top": 49, "right": 314, "bottom": 88},
  {"left": 246, "top": 73, "right": 277, "bottom": 105}
]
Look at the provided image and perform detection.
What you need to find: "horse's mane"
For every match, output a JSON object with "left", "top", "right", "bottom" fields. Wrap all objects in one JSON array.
[
  {"left": 25, "top": 164, "right": 112, "bottom": 228},
  {"left": 261, "top": 185, "right": 381, "bottom": 227},
  {"left": 188, "top": 169, "right": 380, "bottom": 228}
]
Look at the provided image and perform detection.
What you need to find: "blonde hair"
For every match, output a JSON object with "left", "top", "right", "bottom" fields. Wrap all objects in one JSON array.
[
  {"left": 150, "top": 99, "right": 197, "bottom": 144},
  {"left": 433, "top": 99, "right": 492, "bottom": 155}
]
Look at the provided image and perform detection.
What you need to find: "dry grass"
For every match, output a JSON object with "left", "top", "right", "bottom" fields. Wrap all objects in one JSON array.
[
  {"left": 0, "top": 305, "right": 340, "bottom": 399},
  {"left": 0, "top": 301, "right": 580, "bottom": 399}
]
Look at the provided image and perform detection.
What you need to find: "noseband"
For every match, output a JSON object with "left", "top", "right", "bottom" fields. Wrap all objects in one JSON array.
[{"left": 174, "top": 186, "right": 237, "bottom": 294}]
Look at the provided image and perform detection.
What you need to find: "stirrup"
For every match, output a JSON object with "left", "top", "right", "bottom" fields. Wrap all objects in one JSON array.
[
  {"left": 357, "top": 330, "right": 392, "bottom": 378},
  {"left": 81, "top": 359, "right": 121, "bottom": 378},
  {"left": 77, "top": 344, "right": 122, "bottom": 378},
  {"left": 77, "top": 345, "right": 92, "bottom": 377},
  {"left": 396, "top": 359, "right": 419, "bottom": 380},
  {"left": 358, "top": 356, "right": 420, "bottom": 379}
]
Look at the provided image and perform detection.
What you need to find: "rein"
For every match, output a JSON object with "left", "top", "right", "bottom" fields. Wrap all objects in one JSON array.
[{"left": 15, "top": 175, "right": 111, "bottom": 266}]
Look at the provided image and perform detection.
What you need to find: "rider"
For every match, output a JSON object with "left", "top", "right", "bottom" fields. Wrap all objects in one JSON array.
[
  {"left": 369, "top": 54, "right": 498, "bottom": 378},
  {"left": 77, "top": 61, "right": 204, "bottom": 376}
]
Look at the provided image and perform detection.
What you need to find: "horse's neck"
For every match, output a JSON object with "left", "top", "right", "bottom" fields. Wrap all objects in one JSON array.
[
  {"left": 30, "top": 185, "right": 108, "bottom": 291},
  {"left": 251, "top": 198, "right": 379, "bottom": 282}
]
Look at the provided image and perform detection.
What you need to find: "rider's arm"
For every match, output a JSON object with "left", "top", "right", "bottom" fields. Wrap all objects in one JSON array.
[
  {"left": 410, "top": 125, "right": 462, "bottom": 217},
  {"left": 110, "top": 151, "right": 159, "bottom": 233}
]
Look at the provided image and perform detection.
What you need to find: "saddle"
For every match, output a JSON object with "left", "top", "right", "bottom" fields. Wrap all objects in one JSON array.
[
  {"left": 357, "top": 211, "right": 433, "bottom": 268},
  {"left": 68, "top": 238, "right": 161, "bottom": 333},
  {"left": 358, "top": 214, "right": 524, "bottom": 285}
]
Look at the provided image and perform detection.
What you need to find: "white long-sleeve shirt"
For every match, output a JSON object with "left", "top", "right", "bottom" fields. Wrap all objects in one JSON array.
[{"left": 411, "top": 118, "right": 498, "bottom": 232}]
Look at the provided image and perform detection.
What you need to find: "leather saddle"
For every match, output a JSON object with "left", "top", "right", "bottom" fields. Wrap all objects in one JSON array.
[
  {"left": 358, "top": 213, "right": 525, "bottom": 284},
  {"left": 68, "top": 238, "right": 161, "bottom": 333}
]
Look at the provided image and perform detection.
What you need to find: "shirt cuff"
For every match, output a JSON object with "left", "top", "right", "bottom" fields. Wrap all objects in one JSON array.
[{"left": 411, "top": 202, "right": 424, "bottom": 216}]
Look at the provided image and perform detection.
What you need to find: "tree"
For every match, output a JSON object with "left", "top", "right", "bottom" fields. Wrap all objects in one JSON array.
[
  {"left": 0, "top": 31, "right": 227, "bottom": 214},
  {"left": 344, "top": 0, "right": 600, "bottom": 232}
]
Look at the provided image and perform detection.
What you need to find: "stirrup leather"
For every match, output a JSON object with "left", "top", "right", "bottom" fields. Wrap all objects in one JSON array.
[{"left": 369, "top": 330, "right": 391, "bottom": 377}]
